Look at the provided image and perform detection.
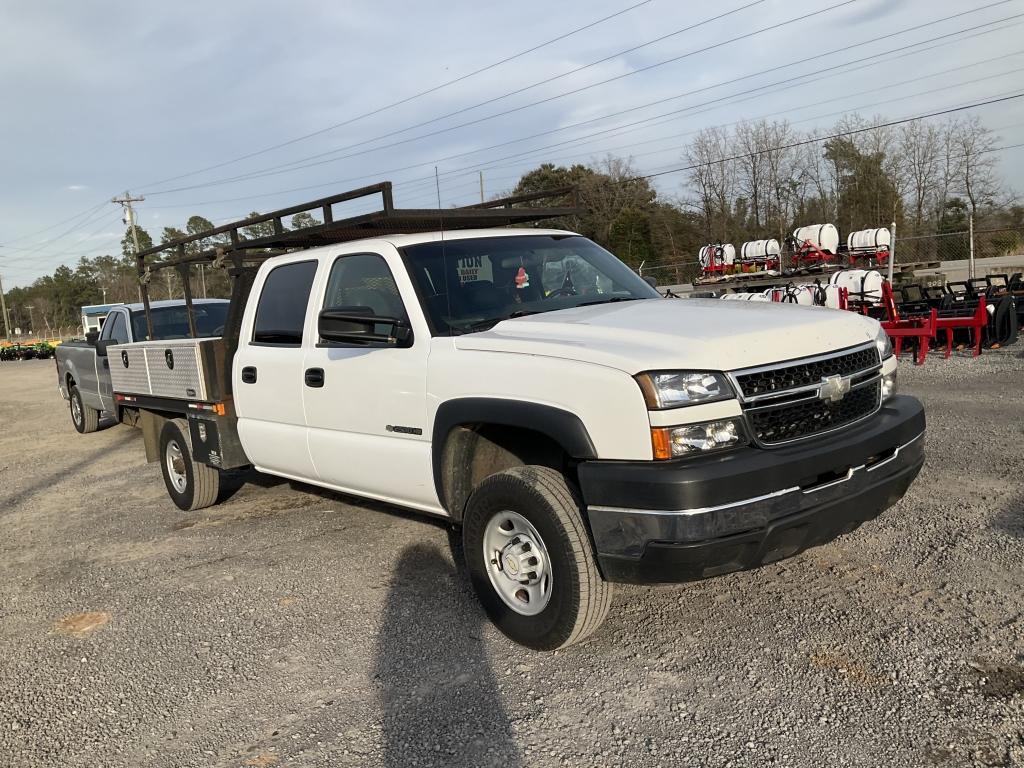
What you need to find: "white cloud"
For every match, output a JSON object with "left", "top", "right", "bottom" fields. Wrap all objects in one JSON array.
[{"left": 65, "top": 184, "right": 89, "bottom": 191}]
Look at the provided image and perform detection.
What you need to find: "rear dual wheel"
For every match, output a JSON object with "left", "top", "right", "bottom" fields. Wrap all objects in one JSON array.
[
  {"left": 462, "top": 466, "right": 613, "bottom": 650},
  {"left": 159, "top": 418, "right": 220, "bottom": 511}
]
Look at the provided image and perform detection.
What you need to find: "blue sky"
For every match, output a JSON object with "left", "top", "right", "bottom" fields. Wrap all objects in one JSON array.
[{"left": 2, "top": 0, "right": 1022, "bottom": 286}]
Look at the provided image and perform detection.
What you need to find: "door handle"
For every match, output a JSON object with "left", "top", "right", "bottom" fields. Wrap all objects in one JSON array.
[
  {"left": 304, "top": 367, "right": 325, "bottom": 388},
  {"left": 241, "top": 366, "right": 257, "bottom": 384}
]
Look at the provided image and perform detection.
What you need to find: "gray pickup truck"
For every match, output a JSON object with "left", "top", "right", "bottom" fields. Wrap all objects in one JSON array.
[{"left": 56, "top": 299, "right": 228, "bottom": 433}]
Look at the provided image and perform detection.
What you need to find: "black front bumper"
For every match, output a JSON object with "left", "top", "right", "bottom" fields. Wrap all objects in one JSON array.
[{"left": 578, "top": 395, "right": 925, "bottom": 584}]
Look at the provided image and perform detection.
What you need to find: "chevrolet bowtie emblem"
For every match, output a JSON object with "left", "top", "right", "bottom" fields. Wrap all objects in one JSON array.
[{"left": 818, "top": 374, "right": 851, "bottom": 403}]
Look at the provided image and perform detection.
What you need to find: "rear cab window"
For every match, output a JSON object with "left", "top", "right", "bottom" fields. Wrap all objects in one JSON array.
[{"left": 252, "top": 260, "right": 318, "bottom": 346}]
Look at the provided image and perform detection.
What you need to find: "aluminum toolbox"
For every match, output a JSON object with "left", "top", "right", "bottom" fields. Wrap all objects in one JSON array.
[{"left": 109, "top": 338, "right": 230, "bottom": 402}]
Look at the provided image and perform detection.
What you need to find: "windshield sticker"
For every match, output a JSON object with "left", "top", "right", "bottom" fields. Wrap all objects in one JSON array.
[{"left": 456, "top": 255, "right": 493, "bottom": 285}]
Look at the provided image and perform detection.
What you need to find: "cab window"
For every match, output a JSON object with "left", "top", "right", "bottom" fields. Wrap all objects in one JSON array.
[
  {"left": 321, "top": 253, "right": 408, "bottom": 340},
  {"left": 104, "top": 312, "right": 130, "bottom": 345},
  {"left": 252, "top": 260, "right": 318, "bottom": 345}
]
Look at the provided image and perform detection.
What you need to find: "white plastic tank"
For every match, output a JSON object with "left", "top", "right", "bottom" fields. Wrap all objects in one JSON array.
[
  {"left": 830, "top": 269, "right": 884, "bottom": 304},
  {"left": 777, "top": 285, "right": 817, "bottom": 305},
  {"left": 698, "top": 244, "right": 736, "bottom": 268},
  {"left": 740, "top": 239, "right": 781, "bottom": 261},
  {"left": 847, "top": 227, "right": 891, "bottom": 252},
  {"left": 793, "top": 224, "right": 839, "bottom": 254}
]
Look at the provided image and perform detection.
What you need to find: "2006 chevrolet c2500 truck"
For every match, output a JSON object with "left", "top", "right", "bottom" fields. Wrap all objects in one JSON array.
[{"left": 99, "top": 184, "right": 925, "bottom": 649}]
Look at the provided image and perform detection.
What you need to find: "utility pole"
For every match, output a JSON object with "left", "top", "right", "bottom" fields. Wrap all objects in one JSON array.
[
  {"left": 113, "top": 192, "right": 146, "bottom": 303},
  {"left": 0, "top": 269, "right": 11, "bottom": 342},
  {"left": 968, "top": 213, "right": 976, "bottom": 280},
  {"left": 113, "top": 192, "right": 145, "bottom": 256},
  {"left": 479, "top": 171, "right": 485, "bottom": 204}
]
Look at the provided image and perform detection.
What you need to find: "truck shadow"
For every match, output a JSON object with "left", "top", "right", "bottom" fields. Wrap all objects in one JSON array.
[
  {"left": 374, "top": 543, "right": 521, "bottom": 768},
  {"left": 0, "top": 431, "right": 140, "bottom": 516},
  {"left": 993, "top": 489, "right": 1023, "bottom": 539}
]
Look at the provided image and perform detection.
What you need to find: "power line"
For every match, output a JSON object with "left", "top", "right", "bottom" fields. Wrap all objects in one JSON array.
[
  {"left": 0, "top": 205, "right": 115, "bottom": 264},
  {"left": 141, "top": 13, "right": 1024, "bottom": 222},
  {"left": 636, "top": 92, "right": 1024, "bottom": 181},
  {"left": 312, "top": 18, "right": 1024, "bottom": 205},
  {"left": 413, "top": 40, "right": 1024, "bottom": 192},
  {"left": 135, "top": 0, "right": 656, "bottom": 190},
  {"left": 0, "top": 212, "right": 123, "bottom": 269},
  {"left": 0, "top": 199, "right": 109, "bottom": 247},
  {"left": 142, "top": 0, "right": 858, "bottom": 196},
  {"left": 142, "top": 2, "right": 1018, "bottom": 201}
]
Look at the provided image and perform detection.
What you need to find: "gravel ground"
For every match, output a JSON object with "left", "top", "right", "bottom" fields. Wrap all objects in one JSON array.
[{"left": 1, "top": 349, "right": 1022, "bottom": 768}]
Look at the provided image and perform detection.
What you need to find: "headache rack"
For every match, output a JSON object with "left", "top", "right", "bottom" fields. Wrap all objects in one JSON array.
[{"left": 133, "top": 180, "right": 579, "bottom": 341}]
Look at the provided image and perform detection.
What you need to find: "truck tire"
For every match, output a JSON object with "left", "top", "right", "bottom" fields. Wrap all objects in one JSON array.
[
  {"left": 159, "top": 418, "right": 220, "bottom": 511},
  {"left": 69, "top": 385, "right": 100, "bottom": 434},
  {"left": 462, "top": 466, "right": 613, "bottom": 650}
]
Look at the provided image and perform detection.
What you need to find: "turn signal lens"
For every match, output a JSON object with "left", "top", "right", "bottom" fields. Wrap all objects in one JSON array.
[{"left": 651, "top": 418, "right": 746, "bottom": 460}]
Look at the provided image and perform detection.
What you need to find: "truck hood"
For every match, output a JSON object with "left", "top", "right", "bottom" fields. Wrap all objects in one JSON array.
[{"left": 453, "top": 298, "right": 879, "bottom": 373}]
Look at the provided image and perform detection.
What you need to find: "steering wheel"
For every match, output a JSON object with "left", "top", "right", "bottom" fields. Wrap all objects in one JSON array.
[{"left": 547, "top": 287, "right": 577, "bottom": 298}]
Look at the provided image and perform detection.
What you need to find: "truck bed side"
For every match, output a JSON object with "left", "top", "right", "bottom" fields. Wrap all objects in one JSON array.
[{"left": 55, "top": 342, "right": 108, "bottom": 411}]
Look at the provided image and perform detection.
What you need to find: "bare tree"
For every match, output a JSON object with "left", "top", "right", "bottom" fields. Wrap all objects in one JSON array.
[
  {"left": 899, "top": 120, "right": 942, "bottom": 233},
  {"left": 684, "top": 126, "right": 735, "bottom": 242},
  {"left": 955, "top": 116, "right": 1001, "bottom": 218},
  {"left": 934, "top": 117, "right": 965, "bottom": 223}
]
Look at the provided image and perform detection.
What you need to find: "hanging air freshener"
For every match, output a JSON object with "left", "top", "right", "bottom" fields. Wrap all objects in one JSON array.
[{"left": 515, "top": 266, "right": 530, "bottom": 289}]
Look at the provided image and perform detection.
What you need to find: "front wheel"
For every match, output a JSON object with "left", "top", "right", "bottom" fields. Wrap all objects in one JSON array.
[
  {"left": 159, "top": 418, "right": 220, "bottom": 511},
  {"left": 462, "top": 466, "right": 613, "bottom": 650}
]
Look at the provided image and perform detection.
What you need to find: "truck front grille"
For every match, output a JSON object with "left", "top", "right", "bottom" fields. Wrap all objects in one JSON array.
[
  {"left": 731, "top": 344, "right": 882, "bottom": 446},
  {"left": 733, "top": 346, "right": 879, "bottom": 399},
  {"left": 747, "top": 381, "right": 881, "bottom": 444}
]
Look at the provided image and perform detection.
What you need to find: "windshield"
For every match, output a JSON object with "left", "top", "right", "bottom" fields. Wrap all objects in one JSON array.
[
  {"left": 401, "top": 234, "right": 659, "bottom": 335},
  {"left": 131, "top": 302, "right": 229, "bottom": 341}
]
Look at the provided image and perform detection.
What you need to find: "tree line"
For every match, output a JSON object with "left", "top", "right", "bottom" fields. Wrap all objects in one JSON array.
[{"left": 4, "top": 112, "right": 1019, "bottom": 337}]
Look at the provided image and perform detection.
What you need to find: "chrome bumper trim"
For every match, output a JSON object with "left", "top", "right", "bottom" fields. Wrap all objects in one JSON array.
[{"left": 589, "top": 430, "right": 925, "bottom": 519}]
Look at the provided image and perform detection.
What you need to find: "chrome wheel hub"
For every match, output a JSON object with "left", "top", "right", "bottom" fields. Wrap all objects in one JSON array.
[
  {"left": 165, "top": 440, "right": 188, "bottom": 494},
  {"left": 483, "top": 511, "right": 552, "bottom": 616},
  {"left": 71, "top": 396, "right": 81, "bottom": 424}
]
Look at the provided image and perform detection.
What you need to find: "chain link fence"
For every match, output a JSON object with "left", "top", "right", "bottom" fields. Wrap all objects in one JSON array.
[{"left": 893, "top": 227, "right": 1023, "bottom": 267}]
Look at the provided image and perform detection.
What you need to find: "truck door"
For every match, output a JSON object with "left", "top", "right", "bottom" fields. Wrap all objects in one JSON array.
[
  {"left": 233, "top": 259, "right": 319, "bottom": 479},
  {"left": 302, "top": 251, "right": 437, "bottom": 511},
  {"left": 97, "top": 310, "right": 129, "bottom": 411}
]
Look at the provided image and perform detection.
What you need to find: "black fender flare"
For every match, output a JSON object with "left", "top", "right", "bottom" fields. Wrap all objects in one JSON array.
[{"left": 431, "top": 398, "right": 597, "bottom": 515}]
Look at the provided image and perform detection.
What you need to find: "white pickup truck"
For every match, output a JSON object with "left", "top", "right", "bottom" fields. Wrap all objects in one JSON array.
[{"left": 105, "top": 186, "right": 925, "bottom": 649}]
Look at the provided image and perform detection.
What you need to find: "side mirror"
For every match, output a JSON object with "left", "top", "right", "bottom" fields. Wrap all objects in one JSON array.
[
  {"left": 85, "top": 331, "right": 99, "bottom": 346},
  {"left": 318, "top": 306, "right": 412, "bottom": 346},
  {"left": 642, "top": 275, "right": 658, "bottom": 289},
  {"left": 94, "top": 339, "right": 116, "bottom": 357}
]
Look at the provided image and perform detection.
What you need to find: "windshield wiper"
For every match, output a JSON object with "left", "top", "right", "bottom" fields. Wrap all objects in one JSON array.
[
  {"left": 576, "top": 296, "right": 643, "bottom": 307},
  {"left": 457, "top": 310, "right": 540, "bottom": 334}
]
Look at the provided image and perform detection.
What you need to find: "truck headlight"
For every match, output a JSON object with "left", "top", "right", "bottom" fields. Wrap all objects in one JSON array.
[
  {"left": 636, "top": 371, "right": 734, "bottom": 409},
  {"left": 651, "top": 418, "right": 747, "bottom": 459},
  {"left": 875, "top": 326, "right": 893, "bottom": 360}
]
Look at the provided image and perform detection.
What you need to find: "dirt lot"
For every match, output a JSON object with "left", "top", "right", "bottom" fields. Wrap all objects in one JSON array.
[{"left": 1, "top": 352, "right": 1022, "bottom": 768}]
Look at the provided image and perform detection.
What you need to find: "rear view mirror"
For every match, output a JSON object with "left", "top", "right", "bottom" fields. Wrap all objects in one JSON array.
[
  {"left": 642, "top": 276, "right": 658, "bottom": 289},
  {"left": 318, "top": 306, "right": 412, "bottom": 346},
  {"left": 94, "top": 339, "right": 115, "bottom": 357},
  {"left": 85, "top": 331, "right": 99, "bottom": 346}
]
